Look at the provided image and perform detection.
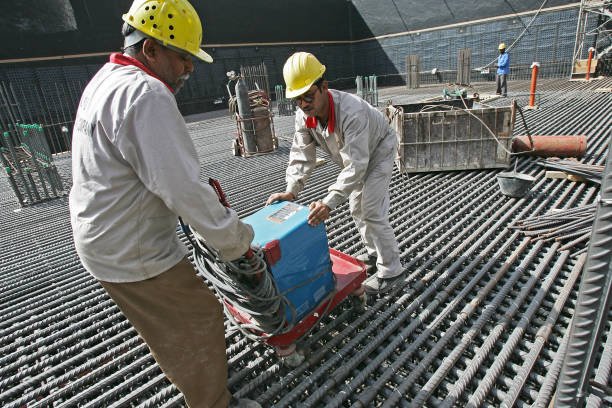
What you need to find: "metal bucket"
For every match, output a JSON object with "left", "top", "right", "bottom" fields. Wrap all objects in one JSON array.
[{"left": 497, "top": 171, "right": 535, "bottom": 198}]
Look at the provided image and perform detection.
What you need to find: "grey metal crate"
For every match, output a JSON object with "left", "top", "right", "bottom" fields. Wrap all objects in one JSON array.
[{"left": 386, "top": 100, "right": 516, "bottom": 173}]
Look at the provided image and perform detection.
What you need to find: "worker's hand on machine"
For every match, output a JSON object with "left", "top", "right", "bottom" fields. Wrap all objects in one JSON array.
[
  {"left": 308, "top": 201, "right": 330, "bottom": 226},
  {"left": 265, "top": 192, "right": 295, "bottom": 205}
]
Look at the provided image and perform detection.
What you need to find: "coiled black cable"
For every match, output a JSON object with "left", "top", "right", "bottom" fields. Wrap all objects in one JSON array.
[
  {"left": 180, "top": 218, "right": 337, "bottom": 341},
  {"left": 180, "top": 218, "right": 304, "bottom": 341}
]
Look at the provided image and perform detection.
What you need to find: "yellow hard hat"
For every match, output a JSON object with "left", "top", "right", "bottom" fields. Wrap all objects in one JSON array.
[
  {"left": 498, "top": 43, "right": 507, "bottom": 50},
  {"left": 283, "top": 52, "right": 326, "bottom": 98},
  {"left": 122, "top": 0, "right": 213, "bottom": 63}
]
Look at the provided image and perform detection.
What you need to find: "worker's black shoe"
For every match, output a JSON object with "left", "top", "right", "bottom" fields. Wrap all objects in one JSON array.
[
  {"left": 355, "top": 253, "right": 377, "bottom": 274},
  {"left": 363, "top": 272, "right": 404, "bottom": 294},
  {"left": 230, "top": 396, "right": 262, "bottom": 408},
  {"left": 355, "top": 253, "right": 376, "bottom": 266}
]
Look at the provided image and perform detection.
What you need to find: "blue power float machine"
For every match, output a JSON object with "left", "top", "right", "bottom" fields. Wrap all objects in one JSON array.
[
  {"left": 186, "top": 180, "right": 366, "bottom": 365},
  {"left": 242, "top": 202, "right": 336, "bottom": 323}
]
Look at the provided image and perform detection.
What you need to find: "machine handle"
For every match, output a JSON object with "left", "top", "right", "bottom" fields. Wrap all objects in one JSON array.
[
  {"left": 208, "top": 178, "right": 254, "bottom": 260},
  {"left": 209, "top": 178, "right": 230, "bottom": 208}
]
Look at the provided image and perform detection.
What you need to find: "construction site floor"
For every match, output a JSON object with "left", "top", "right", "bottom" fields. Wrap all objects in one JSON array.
[{"left": 1, "top": 78, "right": 611, "bottom": 407}]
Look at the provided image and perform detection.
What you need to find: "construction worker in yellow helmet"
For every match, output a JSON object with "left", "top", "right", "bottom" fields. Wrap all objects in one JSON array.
[
  {"left": 69, "top": 0, "right": 260, "bottom": 406},
  {"left": 496, "top": 42, "right": 510, "bottom": 96},
  {"left": 267, "top": 52, "right": 404, "bottom": 295}
]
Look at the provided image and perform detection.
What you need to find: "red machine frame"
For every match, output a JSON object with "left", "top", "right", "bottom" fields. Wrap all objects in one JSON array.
[
  {"left": 226, "top": 248, "right": 366, "bottom": 351},
  {"left": 208, "top": 178, "right": 367, "bottom": 363}
]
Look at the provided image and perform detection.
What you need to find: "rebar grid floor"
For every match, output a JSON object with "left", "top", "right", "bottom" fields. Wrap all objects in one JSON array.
[{"left": 1, "top": 78, "right": 611, "bottom": 407}]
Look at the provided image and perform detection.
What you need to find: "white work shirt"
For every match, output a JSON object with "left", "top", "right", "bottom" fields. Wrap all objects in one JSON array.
[
  {"left": 69, "top": 54, "right": 253, "bottom": 282},
  {"left": 286, "top": 89, "right": 397, "bottom": 209}
]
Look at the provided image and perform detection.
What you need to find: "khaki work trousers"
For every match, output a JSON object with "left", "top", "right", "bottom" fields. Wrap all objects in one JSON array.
[{"left": 101, "top": 258, "right": 230, "bottom": 408}]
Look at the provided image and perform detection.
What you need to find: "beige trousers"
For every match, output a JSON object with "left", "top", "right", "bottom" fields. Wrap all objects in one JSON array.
[
  {"left": 349, "top": 133, "right": 402, "bottom": 279},
  {"left": 101, "top": 258, "right": 230, "bottom": 408}
]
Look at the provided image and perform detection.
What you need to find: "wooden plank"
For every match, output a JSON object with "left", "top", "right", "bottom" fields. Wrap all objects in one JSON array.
[
  {"left": 567, "top": 174, "right": 586, "bottom": 182},
  {"left": 573, "top": 58, "right": 598, "bottom": 74},
  {"left": 545, "top": 170, "right": 568, "bottom": 179}
]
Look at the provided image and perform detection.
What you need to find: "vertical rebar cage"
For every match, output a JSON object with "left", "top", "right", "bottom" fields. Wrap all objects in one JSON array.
[
  {"left": 0, "top": 124, "right": 66, "bottom": 206},
  {"left": 406, "top": 55, "right": 421, "bottom": 89},
  {"left": 387, "top": 100, "right": 516, "bottom": 173},
  {"left": 457, "top": 48, "right": 472, "bottom": 85},
  {"left": 356, "top": 75, "right": 379, "bottom": 106},
  {"left": 274, "top": 84, "right": 294, "bottom": 117}
]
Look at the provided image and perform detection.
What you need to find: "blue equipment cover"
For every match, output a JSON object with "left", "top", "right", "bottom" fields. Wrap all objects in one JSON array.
[{"left": 242, "top": 201, "right": 335, "bottom": 324}]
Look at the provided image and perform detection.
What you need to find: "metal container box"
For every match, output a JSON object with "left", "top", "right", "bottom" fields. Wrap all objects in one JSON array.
[{"left": 386, "top": 100, "right": 516, "bottom": 173}]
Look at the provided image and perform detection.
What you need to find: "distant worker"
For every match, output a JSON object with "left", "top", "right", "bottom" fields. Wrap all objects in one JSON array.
[
  {"left": 496, "top": 42, "right": 510, "bottom": 97},
  {"left": 266, "top": 52, "right": 403, "bottom": 295},
  {"left": 69, "top": 0, "right": 259, "bottom": 407}
]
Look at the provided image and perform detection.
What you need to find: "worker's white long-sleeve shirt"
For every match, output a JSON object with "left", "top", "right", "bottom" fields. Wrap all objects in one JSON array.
[
  {"left": 286, "top": 89, "right": 396, "bottom": 209},
  {"left": 69, "top": 54, "right": 253, "bottom": 283}
]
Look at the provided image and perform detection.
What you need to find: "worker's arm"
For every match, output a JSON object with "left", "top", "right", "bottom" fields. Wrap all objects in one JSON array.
[
  {"left": 284, "top": 114, "right": 317, "bottom": 198},
  {"left": 321, "top": 112, "right": 370, "bottom": 211},
  {"left": 116, "top": 90, "right": 253, "bottom": 261}
]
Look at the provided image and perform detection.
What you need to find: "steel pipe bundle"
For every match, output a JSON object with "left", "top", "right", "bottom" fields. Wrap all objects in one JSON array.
[
  {"left": 513, "top": 204, "right": 596, "bottom": 254},
  {"left": 538, "top": 158, "right": 605, "bottom": 185}
]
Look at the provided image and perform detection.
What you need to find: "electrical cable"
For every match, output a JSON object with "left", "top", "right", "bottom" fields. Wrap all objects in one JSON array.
[
  {"left": 179, "top": 218, "right": 289, "bottom": 340},
  {"left": 228, "top": 88, "right": 270, "bottom": 116},
  {"left": 179, "top": 218, "right": 337, "bottom": 341}
]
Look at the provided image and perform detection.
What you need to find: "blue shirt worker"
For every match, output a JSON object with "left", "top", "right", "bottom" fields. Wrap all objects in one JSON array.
[
  {"left": 266, "top": 52, "right": 404, "bottom": 294},
  {"left": 496, "top": 42, "right": 510, "bottom": 96}
]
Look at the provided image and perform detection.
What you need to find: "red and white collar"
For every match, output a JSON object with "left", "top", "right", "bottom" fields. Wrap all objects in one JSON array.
[
  {"left": 305, "top": 91, "right": 335, "bottom": 133},
  {"left": 109, "top": 53, "right": 174, "bottom": 93}
]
